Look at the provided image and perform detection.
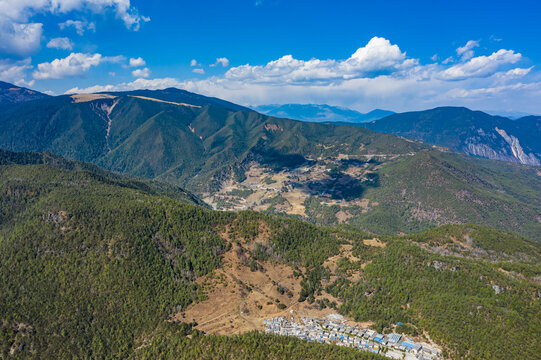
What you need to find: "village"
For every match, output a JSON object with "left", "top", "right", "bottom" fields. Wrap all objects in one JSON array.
[{"left": 264, "top": 315, "right": 442, "bottom": 360}]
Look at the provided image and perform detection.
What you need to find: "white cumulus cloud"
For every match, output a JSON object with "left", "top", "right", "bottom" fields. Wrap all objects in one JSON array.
[
  {"left": 132, "top": 67, "right": 150, "bottom": 78},
  {"left": 224, "top": 37, "right": 412, "bottom": 84},
  {"left": 32, "top": 52, "right": 123, "bottom": 79},
  {"left": 502, "top": 67, "right": 533, "bottom": 78},
  {"left": 0, "top": 0, "right": 147, "bottom": 56},
  {"left": 0, "top": 58, "right": 34, "bottom": 84},
  {"left": 211, "top": 57, "right": 230, "bottom": 68},
  {"left": 192, "top": 68, "right": 205, "bottom": 74},
  {"left": 439, "top": 49, "right": 522, "bottom": 81},
  {"left": 0, "top": 22, "right": 43, "bottom": 56},
  {"left": 129, "top": 57, "right": 146, "bottom": 67},
  {"left": 1, "top": 0, "right": 148, "bottom": 30},
  {"left": 46, "top": 37, "right": 74, "bottom": 50}
]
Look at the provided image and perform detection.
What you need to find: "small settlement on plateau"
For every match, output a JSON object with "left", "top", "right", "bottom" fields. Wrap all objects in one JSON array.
[{"left": 264, "top": 315, "right": 441, "bottom": 360}]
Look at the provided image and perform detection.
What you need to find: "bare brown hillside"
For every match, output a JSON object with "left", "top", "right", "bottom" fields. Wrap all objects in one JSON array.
[{"left": 177, "top": 224, "right": 365, "bottom": 335}]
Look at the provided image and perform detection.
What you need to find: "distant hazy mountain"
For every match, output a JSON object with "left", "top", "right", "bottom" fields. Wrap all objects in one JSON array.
[
  {"left": 485, "top": 110, "right": 540, "bottom": 119},
  {"left": 254, "top": 104, "right": 394, "bottom": 123},
  {"left": 0, "top": 81, "right": 49, "bottom": 107},
  {"left": 362, "top": 107, "right": 541, "bottom": 166}
]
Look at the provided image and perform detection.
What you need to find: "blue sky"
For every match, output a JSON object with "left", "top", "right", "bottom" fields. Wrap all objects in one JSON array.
[{"left": 1, "top": 0, "right": 540, "bottom": 113}]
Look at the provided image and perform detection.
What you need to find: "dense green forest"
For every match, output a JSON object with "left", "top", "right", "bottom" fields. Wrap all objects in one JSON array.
[
  {"left": 327, "top": 237, "right": 540, "bottom": 359},
  {"left": 0, "top": 150, "right": 349, "bottom": 358},
  {"left": 0, "top": 150, "right": 539, "bottom": 359},
  {"left": 348, "top": 150, "right": 541, "bottom": 239},
  {"left": 133, "top": 329, "right": 383, "bottom": 360}
]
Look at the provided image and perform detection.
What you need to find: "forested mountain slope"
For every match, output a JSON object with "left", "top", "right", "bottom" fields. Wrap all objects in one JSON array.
[
  {"left": 0, "top": 89, "right": 420, "bottom": 189},
  {"left": 0, "top": 148, "right": 205, "bottom": 207},
  {"left": 0, "top": 88, "right": 540, "bottom": 240},
  {"left": 0, "top": 151, "right": 539, "bottom": 359}
]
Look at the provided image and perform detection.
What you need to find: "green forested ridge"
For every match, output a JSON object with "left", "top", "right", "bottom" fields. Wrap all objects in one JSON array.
[
  {"left": 0, "top": 87, "right": 539, "bottom": 241},
  {"left": 0, "top": 151, "right": 539, "bottom": 359},
  {"left": 0, "top": 148, "right": 206, "bottom": 207},
  {"left": 328, "top": 232, "right": 541, "bottom": 359},
  {"left": 351, "top": 150, "right": 541, "bottom": 240},
  {"left": 409, "top": 224, "right": 541, "bottom": 258}
]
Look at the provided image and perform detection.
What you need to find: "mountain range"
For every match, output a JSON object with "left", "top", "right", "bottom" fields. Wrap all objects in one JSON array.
[
  {"left": 349, "top": 107, "right": 541, "bottom": 166},
  {"left": 254, "top": 104, "right": 394, "bottom": 123},
  {"left": 253, "top": 103, "right": 541, "bottom": 166},
  {"left": 0, "top": 82, "right": 539, "bottom": 241}
]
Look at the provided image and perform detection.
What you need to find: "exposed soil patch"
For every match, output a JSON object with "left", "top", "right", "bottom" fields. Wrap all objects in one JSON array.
[
  {"left": 128, "top": 95, "right": 202, "bottom": 108},
  {"left": 71, "top": 93, "right": 116, "bottom": 102},
  {"left": 179, "top": 242, "right": 344, "bottom": 335},
  {"left": 204, "top": 160, "right": 377, "bottom": 222},
  {"left": 363, "top": 238, "right": 386, "bottom": 248}
]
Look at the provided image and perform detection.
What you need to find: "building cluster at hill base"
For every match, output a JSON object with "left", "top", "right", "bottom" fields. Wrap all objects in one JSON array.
[{"left": 264, "top": 316, "right": 441, "bottom": 360}]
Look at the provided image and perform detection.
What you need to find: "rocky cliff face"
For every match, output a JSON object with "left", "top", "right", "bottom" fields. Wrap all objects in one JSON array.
[
  {"left": 495, "top": 127, "right": 541, "bottom": 166},
  {"left": 364, "top": 107, "right": 541, "bottom": 167},
  {"left": 461, "top": 128, "right": 540, "bottom": 166},
  {"left": 463, "top": 142, "right": 514, "bottom": 163}
]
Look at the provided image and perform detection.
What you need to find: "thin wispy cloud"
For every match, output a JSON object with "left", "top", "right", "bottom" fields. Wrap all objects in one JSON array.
[
  {"left": 59, "top": 19, "right": 96, "bottom": 36},
  {"left": 456, "top": 40, "right": 479, "bottom": 61},
  {"left": 46, "top": 37, "right": 74, "bottom": 50}
]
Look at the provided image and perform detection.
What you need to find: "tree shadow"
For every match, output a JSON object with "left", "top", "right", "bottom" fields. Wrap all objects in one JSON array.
[{"left": 292, "top": 171, "right": 379, "bottom": 201}]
